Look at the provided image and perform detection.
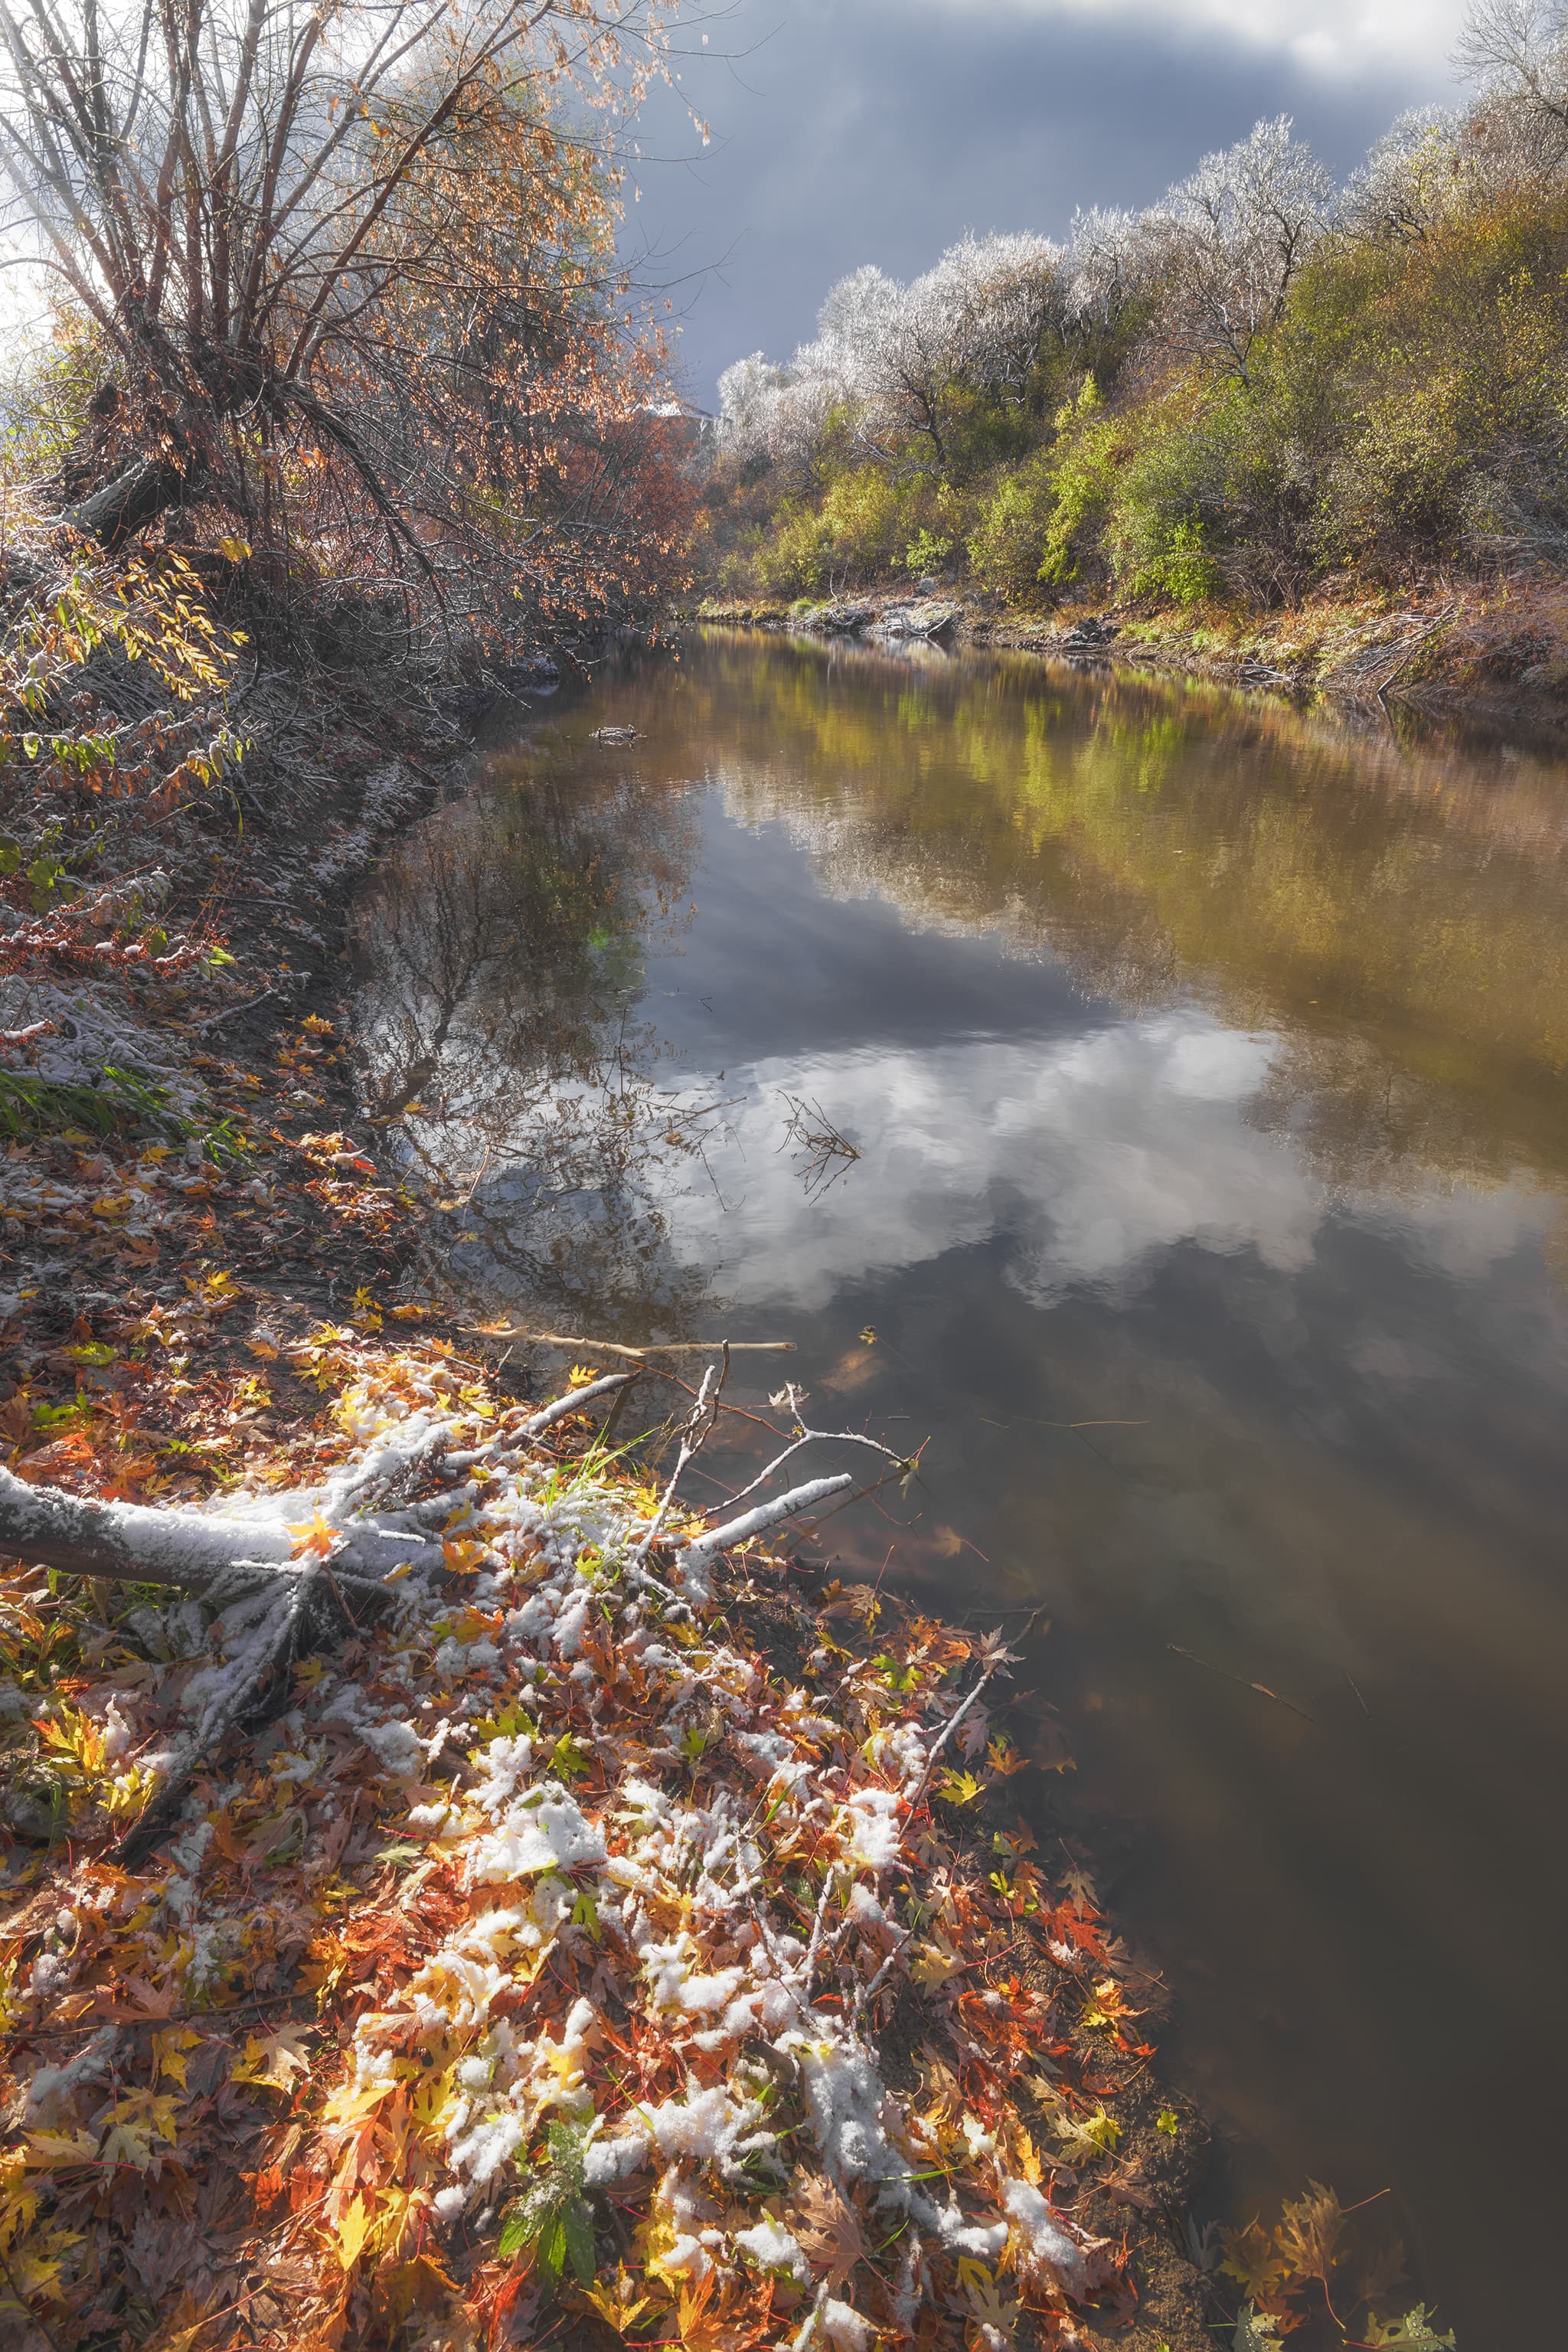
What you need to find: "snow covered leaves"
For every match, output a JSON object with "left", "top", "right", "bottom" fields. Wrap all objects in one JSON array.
[{"left": 0, "top": 1348, "right": 1125, "bottom": 2347}]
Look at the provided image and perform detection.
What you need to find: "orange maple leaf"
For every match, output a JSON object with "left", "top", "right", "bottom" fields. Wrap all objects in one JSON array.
[{"left": 287, "top": 1508, "right": 340, "bottom": 1558}]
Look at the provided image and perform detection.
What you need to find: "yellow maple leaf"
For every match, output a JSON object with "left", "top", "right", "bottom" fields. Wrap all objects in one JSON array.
[
  {"left": 152, "top": 2027, "right": 203, "bottom": 2089},
  {"left": 0, "top": 2181, "right": 38, "bottom": 2243},
  {"left": 98, "top": 2093, "right": 177, "bottom": 2172},
  {"left": 910, "top": 1938, "right": 966, "bottom": 1991},
  {"left": 24, "top": 2129, "right": 99, "bottom": 2167},
  {"left": 335, "top": 2194, "right": 371, "bottom": 2269},
  {"left": 580, "top": 2266, "right": 657, "bottom": 2335},
  {"left": 232, "top": 2024, "right": 314, "bottom": 2090},
  {"left": 322, "top": 2070, "right": 401, "bottom": 2128}
]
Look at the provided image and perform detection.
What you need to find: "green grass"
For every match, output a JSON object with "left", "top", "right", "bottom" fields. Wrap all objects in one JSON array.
[{"left": 0, "top": 1061, "right": 250, "bottom": 1166}]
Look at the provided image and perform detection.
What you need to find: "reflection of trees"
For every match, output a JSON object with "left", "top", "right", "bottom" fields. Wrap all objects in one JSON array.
[
  {"left": 677, "top": 632, "right": 1568, "bottom": 1201},
  {"left": 353, "top": 631, "right": 1568, "bottom": 1328},
  {"left": 351, "top": 756, "right": 719, "bottom": 1330}
]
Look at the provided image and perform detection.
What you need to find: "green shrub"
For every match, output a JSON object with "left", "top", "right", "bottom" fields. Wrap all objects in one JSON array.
[
  {"left": 904, "top": 528, "right": 953, "bottom": 575},
  {"left": 1037, "top": 382, "right": 1128, "bottom": 593},
  {"left": 967, "top": 454, "right": 1057, "bottom": 601},
  {"left": 750, "top": 504, "right": 834, "bottom": 598},
  {"left": 819, "top": 465, "right": 908, "bottom": 580}
]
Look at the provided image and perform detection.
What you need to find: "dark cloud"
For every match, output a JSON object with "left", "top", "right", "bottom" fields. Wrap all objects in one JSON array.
[{"left": 621, "top": 0, "right": 1458, "bottom": 402}]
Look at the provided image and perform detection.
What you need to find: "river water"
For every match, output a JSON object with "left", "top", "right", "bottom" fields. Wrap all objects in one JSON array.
[{"left": 354, "top": 631, "right": 1568, "bottom": 2342}]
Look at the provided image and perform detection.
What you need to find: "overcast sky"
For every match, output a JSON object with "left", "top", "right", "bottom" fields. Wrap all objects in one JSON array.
[{"left": 625, "top": 0, "right": 1470, "bottom": 404}]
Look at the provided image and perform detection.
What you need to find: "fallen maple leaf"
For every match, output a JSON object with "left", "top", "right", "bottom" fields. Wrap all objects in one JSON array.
[
  {"left": 233, "top": 2024, "right": 315, "bottom": 2090},
  {"left": 152, "top": 2027, "right": 204, "bottom": 2089},
  {"left": 785, "top": 2174, "right": 863, "bottom": 2290},
  {"left": 1276, "top": 2180, "right": 1346, "bottom": 2292},
  {"left": 286, "top": 1507, "right": 339, "bottom": 1558},
  {"left": 911, "top": 1937, "right": 966, "bottom": 1990},
  {"left": 335, "top": 2194, "right": 371, "bottom": 2269}
]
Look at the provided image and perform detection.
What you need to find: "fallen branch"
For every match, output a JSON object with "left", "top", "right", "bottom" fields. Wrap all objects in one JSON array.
[
  {"left": 672, "top": 1473, "right": 855, "bottom": 1599},
  {"left": 461, "top": 1328, "right": 795, "bottom": 1358},
  {"left": 0, "top": 1461, "right": 433, "bottom": 1604}
]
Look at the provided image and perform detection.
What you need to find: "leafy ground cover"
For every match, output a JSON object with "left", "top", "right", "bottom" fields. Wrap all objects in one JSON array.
[{"left": 0, "top": 1326, "right": 1193, "bottom": 2352}]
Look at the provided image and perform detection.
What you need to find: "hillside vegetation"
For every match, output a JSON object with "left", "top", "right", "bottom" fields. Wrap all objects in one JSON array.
[{"left": 695, "top": 5, "right": 1568, "bottom": 625}]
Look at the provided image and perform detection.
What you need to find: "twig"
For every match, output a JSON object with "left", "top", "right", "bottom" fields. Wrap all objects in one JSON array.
[
  {"left": 907, "top": 1619, "right": 1038, "bottom": 1810},
  {"left": 778, "top": 1092, "right": 861, "bottom": 1197},
  {"left": 701, "top": 1404, "right": 913, "bottom": 1520},
  {"left": 630, "top": 1363, "right": 720, "bottom": 1570},
  {"left": 460, "top": 1145, "right": 492, "bottom": 1207},
  {"left": 194, "top": 985, "right": 278, "bottom": 1034},
  {"left": 1167, "top": 1645, "right": 1314, "bottom": 1723}
]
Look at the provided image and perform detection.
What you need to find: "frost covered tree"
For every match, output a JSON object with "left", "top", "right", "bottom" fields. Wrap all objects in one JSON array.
[
  {"left": 1457, "top": 0, "right": 1568, "bottom": 181},
  {"left": 1459, "top": 0, "right": 1568, "bottom": 130},
  {"left": 1147, "top": 116, "right": 1334, "bottom": 384},
  {"left": 1340, "top": 109, "right": 1465, "bottom": 244},
  {"left": 1065, "top": 205, "right": 1163, "bottom": 332},
  {"left": 715, "top": 351, "right": 841, "bottom": 484},
  {"left": 831, "top": 236, "right": 1062, "bottom": 468},
  {"left": 720, "top": 232, "right": 1063, "bottom": 479}
]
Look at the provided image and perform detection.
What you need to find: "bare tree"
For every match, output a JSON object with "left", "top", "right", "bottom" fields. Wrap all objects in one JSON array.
[
  {"left": 0, "top": 0, "right": 687, "bottom": 638},
  {"left": 1455, "top": 0, "right": 1568, "bottom": 185},
  {"left": 1458, "top": 0, "right": 1568, "bottom": 124}
]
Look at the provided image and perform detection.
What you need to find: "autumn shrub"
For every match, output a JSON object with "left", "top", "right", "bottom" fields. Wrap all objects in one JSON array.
[
  {"left": 819, "top": 463, "right": 909, "bottom": 580},
  {"left": 750, "top": 502, "right": 834, "bottom": 597},
  {"left": 904, "top": 526, "right": 953, "bottom": 574},
  {"left": 0, "top": 521, "right": 257, "bottom": 1154},
  {"left": 968, "top": 451, "right": 1059, "bottom": 601},
  {"left": 1036, "top": 382, "right": 1129, "bottom": 594}
]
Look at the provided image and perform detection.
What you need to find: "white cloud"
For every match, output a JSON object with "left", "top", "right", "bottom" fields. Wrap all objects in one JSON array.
[
  {"left": 652, "top": 1012, "right": 1549, "bottom": 1314},
  {"left": 951, "top": 0, "right": 1468, "bottom": 79}
]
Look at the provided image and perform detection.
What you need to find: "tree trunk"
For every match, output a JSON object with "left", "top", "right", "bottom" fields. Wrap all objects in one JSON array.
[
  {"left": 61, "top": 456, "right": 188, "bottom": 548},
  {"left": 0, "top": 1464, "right": 435, "bottom": 1602}
]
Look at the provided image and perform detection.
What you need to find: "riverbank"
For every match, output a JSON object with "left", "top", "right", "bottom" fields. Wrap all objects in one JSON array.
[
  {"left": 0, "top": 601, "right": 1236, "bottom": 2349},
  {"left": 693, "top": 575, "right": 1568, "bottom": 736}
]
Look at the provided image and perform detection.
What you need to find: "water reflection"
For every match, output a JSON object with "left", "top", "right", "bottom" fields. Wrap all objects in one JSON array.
[
  {"left": 354, "top": 633, "right": 1568, "bottom": 2344},
  {"left": 351, "top": 755, "right": 718, "bottom": 1326}
]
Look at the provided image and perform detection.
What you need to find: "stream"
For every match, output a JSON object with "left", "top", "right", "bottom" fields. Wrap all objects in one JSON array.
[{"left": 354, "top": 629, "right": 1568, "bottom": 2343}]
